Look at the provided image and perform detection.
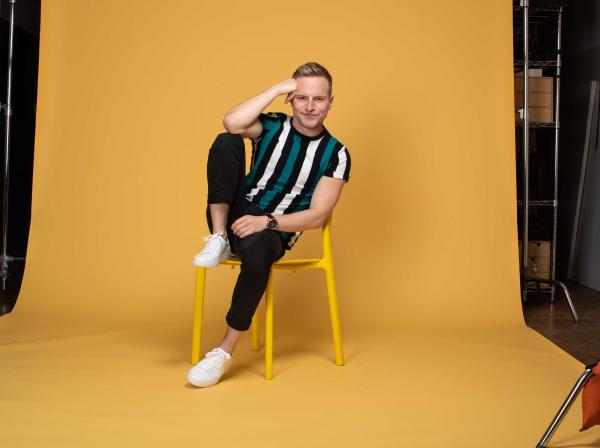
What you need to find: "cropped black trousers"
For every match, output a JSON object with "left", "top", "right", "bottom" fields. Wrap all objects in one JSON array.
[{"left": 205, "top": 133, "right": 285, "bottom": 331}]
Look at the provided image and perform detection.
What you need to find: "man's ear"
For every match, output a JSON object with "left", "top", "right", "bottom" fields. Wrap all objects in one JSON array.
[{"left": 329, "top": 95, "right": 334, "bottom": 107}]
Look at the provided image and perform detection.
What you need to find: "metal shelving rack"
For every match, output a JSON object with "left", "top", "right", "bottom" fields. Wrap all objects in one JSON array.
[
  {"left": 513, "top": 0, "right": 578, "bottom": 321},
  {"left": 0, "top": 0, "right": 25, "bottom": 291}
]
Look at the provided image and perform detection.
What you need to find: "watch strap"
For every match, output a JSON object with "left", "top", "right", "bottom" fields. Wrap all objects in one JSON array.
[{"left": 265, "top": 213, "right": 278, "bottom": 230}]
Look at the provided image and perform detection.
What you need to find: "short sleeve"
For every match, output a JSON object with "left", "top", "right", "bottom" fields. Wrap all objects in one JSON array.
[
  {"left": 258, "top": 111, "right": 285, "bottom": 124},
  {"left": 252, "top": 112, "right": 287, "bottom": 142},
  {"left": 323, "top": 146, "right": 351, "bottom": 182}
]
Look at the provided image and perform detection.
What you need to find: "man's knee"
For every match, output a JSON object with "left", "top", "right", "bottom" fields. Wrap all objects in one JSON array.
[
  {"left": 212, "top": 132, "right": 244, "bottom": 149},
  {"left": 208, "top": 132, "right": 244, "bottom": 163},
  {"left": 239, "top": 233, "right": 281, "bottom": 274},
  {"left": 240, "top": 250, "right": 274, "bottom": 275}
]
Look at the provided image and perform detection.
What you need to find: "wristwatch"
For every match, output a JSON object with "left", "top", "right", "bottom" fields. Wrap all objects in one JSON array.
[{"left": 265, "top": 213, "right": 279, "bottom": 231}]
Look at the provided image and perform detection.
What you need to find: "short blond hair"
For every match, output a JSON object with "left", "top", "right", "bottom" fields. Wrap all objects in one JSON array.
[{"left": 292, "top": 62, "right": 333, "bottom": 97}]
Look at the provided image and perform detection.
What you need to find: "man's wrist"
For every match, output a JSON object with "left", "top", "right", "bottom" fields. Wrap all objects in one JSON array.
[
  {"left": 264, "top": 213, "right": 279, "bottom": 230},
  {"left": 267, "top": 85, "right": 284, "bottom": 98}
]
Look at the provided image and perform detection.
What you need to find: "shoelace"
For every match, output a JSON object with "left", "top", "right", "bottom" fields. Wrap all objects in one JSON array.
[
  {"left": 200, "top": 350, "right": 229, "bottom": 373},
  {"left": 200, "top": 233, "right": 226, "bottom": 255}
]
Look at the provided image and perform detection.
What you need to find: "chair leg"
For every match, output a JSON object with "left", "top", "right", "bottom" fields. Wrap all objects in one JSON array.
[
  {"left": 192, "top": 267, "right": 206, "bottom": 364},
  {"left": 265, "top": 271, "right": 274, "bottom": 380},
  {"left": 324, "top": 265, "right": 345, "bottom": 366},
  {"left": 251, "top": 307, "right": 260, "bottom": 351}
]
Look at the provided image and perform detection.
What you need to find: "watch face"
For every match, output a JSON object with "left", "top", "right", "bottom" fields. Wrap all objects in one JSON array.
[{"left": 267, "top": 219, "right": 277, "bottom": 230}]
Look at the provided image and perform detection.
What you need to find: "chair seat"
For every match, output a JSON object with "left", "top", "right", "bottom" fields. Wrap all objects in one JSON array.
[{"left": 222, "top": 256, "right": 324, "bottom": 269}]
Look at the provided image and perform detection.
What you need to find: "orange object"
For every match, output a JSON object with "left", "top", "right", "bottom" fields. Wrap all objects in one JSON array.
[{"left": 580, "top": 361, "right": 600, "bottom": 431}]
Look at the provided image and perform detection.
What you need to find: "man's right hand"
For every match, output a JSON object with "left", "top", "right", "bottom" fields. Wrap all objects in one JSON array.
[{"left": 273, "top": 78, "right": 297, "bottom": 104}]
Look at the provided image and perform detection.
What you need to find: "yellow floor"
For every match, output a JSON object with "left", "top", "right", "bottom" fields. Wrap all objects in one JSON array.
[{"left": 1, "top": 305, "right": 599, "bottom": 447}]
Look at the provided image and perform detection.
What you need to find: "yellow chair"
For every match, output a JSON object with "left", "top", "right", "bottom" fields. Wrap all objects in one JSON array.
[{"left": 191, "top": 215, "right": 345, "bottom": 380}]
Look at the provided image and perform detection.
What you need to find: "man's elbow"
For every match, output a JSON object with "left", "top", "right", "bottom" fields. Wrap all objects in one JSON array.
[
  {"left": 312, "top": 211, "right": 330, "bottom": 229},
  {"left": 223, "top": 115, "right": 242, "bottom": 134}
]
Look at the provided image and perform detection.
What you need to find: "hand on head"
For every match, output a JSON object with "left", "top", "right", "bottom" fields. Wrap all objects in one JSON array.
[{"left": 275, "top": 78, "right": 297, "bottom": 104}]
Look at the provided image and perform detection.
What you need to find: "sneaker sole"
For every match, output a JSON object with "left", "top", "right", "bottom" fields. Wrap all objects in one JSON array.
[
  {"left": 188, "top": 362, "right": 231, "bottom": 387},
  {"left": 192, "top": 253, "right": 232, "bottom": 268},
  {"left": 188, "top": 376, "right": 221, "bottom": 388}
]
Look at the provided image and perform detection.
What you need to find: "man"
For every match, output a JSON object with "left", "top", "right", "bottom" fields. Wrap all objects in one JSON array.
[{"left": 188, "top": 62, "right": 351, "bottom": 387}]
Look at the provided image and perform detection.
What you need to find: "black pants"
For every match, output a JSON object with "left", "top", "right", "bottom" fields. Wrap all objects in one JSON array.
[{"left": 206, "top": 133, "right": 285, "bottom": 331}]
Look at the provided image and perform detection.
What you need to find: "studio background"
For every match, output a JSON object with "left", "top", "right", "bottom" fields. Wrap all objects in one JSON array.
[
  {"left": 20, "top": 0, "right": 519, "bottom": 330},
  {"left": 2, "top": 1, "right": 596, "bottom": 446}
]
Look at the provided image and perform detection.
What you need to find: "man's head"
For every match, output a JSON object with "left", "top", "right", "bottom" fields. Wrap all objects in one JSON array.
[{"left": 289, "top": 62, "right": 334, "bottom": 134}]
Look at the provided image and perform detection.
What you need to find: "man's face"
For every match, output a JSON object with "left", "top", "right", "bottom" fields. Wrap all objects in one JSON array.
[{"left": 290, "top": 76, "right": 333, "bottom": 131}]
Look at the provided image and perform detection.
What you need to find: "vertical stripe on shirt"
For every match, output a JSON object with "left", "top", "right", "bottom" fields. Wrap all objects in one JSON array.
[
  {"left": 258, "top": 133, "right": 302, "bottom": 209},
  {"left": 246, "top": 117, "right": 292, "bottom": 200},
  {"left": 245, "top": 117, "right": 284, "bottom": 188},
  {"left": 332, "top": 147, "right": 348, "bottom": 178},
  {"left": 272, "top": 137, "right": 324, "bottom": 214}
]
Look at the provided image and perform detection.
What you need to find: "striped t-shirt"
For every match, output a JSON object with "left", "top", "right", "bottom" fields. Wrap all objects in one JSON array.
[{"left": 245, "top": 112, "right": 351, "bottom": 250}]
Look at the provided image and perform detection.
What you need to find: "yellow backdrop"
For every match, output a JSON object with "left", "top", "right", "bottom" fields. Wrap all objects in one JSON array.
[{"left": 1, "top": 1, "right": 598, "bottom": 446}]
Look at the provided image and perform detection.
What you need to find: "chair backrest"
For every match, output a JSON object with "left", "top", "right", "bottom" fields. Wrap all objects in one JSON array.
[{"left": 322, "top": 214, "right": 334, "bottom": 260}]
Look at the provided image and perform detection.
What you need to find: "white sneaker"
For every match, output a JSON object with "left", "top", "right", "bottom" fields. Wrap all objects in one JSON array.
[
  {"left": 192, "top": 232, "right": 231, "bottom": 267},
  {"left": 187, "top": 347, "right": 233, "bottom": 387}
]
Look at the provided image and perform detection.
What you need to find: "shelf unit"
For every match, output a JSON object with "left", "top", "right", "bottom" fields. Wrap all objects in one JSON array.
[{"left": 513, "top": 0, "right": 578, "bottom": 320}]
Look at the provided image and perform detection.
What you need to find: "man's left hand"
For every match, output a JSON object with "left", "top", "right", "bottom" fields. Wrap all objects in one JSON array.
[{"left": 231, "top": 215, "right": 269, "bottom": 239}]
